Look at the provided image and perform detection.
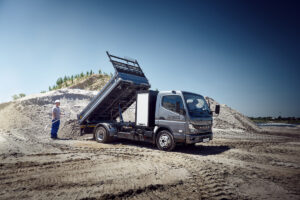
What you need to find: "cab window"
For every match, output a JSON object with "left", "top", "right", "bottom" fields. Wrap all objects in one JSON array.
[{"left": 162, "top": 95, "right": 184, "bottom": 115}]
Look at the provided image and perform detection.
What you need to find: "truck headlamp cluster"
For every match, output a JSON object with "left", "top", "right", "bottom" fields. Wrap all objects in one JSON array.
[
  {"left": 189, "top": 123, "right": 211, "bottom": 133},
  {"left": 189, "top": 123, "right": 197, "bottom": 133}
]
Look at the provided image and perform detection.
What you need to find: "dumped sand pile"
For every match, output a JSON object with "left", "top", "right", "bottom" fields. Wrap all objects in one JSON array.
[
  {"left": 58, "top": 119, "right": 81, "bottom": 139},
  {"left": 206, "top": 97, "right": 261, "bottom": 132}
]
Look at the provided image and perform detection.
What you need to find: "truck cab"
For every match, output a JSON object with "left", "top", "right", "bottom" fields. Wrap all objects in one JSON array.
[
  {"left": 156, "top": 91, "right": 214, "bottom": 143},
  {"left": 135, "top": 90, "right": 219, "bottom": 151}
]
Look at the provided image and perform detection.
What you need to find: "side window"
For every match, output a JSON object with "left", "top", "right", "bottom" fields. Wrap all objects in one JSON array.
[{"left": 162, "top": 95, "right": 184, "bottom": 114}]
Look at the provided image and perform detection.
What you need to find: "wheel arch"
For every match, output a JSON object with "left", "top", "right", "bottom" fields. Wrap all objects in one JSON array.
[
  {"left": 154, "top": 126, "right": 173, "bottom": 143},
  {"left": 94, "top": 123, "right": 107, "bottom": 135},
  {"left": 94, "top": 123, "right": 116, "bottom": 137}
]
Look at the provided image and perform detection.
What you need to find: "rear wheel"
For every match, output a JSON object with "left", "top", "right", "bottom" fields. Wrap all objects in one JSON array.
[
  {"left": 156, "top": 130, "right": 175, "bottom": 151},
  {"left": 95, "top": 126, "right": 110, "bottom": 143}
]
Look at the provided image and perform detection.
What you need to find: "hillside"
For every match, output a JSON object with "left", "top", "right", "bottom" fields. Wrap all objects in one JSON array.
[
  {"left": 49, "top": 73, "right": 112, "bottom": 91},
  {"left": 68, "top": 74, "right": 111, "bottom": 90}
]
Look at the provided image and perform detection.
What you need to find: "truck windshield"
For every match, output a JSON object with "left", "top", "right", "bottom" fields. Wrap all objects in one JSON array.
[{"left": 183, "top": 92, "right": 210, "bottom": 117}]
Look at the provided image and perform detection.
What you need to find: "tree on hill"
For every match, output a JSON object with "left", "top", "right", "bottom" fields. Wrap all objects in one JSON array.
[
  {"left": 12, "top": 94, "right": 19, "bottom": 100},
  {"left": 12, "top": 93, "right": 26, "bottom": 100},
  {"left": 46, "top": 69, "right": 111, "bottom": 92},
  {"left": 56, "top": 77, "right": 63, "bottom": 86}
]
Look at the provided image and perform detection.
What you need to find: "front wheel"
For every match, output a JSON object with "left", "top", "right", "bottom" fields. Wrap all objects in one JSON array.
[
  {"left": 95, "top": 126, "right": 110, "bottom": 143},
  {"left": 156, "top": 130, "right": 175, "bottom": 151}
]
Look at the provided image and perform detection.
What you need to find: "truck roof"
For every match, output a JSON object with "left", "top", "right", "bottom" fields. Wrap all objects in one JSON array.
[
  {"left": 158, "top": 91, "right": 204, "bottom": 97},
  {"left": 159, "top": 90, "right": 182, "bottom": 94}
]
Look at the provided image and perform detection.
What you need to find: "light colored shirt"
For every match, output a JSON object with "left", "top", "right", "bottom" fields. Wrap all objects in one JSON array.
[{"left": 52, "top": 106, "right": 61, "bottom": 120}]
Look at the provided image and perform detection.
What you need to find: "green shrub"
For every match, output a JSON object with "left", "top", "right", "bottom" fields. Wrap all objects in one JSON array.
[
  {"left": 56, "top": 77, "right": 63, "bottom": 86},
  {"left": 12, "top": 94, "right": 19, "bottom": 100},
  {"left": 12, "top": 93, "right": 26, "bottom": 100}
]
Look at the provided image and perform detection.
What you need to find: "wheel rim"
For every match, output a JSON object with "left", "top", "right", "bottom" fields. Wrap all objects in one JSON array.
[
  {"left": 96, "top": 128, "right": 104, "bottom": 141},
  {"left": 159, "top": 133, "right": 171, "bottom": 148}
]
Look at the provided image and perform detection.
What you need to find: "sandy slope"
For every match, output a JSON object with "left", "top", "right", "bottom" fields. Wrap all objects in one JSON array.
[{"left": 0, "top": 89, "right": 299, "bottom": 200}]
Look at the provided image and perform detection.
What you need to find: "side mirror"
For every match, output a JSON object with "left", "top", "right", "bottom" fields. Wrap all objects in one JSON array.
[{"left": 215, "top": 105, "right": 220, "bottom": 114}]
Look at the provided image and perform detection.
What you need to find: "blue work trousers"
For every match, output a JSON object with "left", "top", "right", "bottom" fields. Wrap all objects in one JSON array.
[{"left": 51, "top": 119, "right": 60, "bottom": 138}]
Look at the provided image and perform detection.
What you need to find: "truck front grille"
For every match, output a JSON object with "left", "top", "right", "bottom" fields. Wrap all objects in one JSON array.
[{"left": 193, "top": 124, "right": 211, "bottom": 130}]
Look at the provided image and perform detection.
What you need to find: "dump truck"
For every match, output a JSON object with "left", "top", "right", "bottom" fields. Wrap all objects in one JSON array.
[{"left": 78, "top": 52, "right": 220, "bottom": 151}]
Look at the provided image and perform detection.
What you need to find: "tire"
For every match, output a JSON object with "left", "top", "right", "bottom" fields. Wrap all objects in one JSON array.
[
  {"left": 156, "top": 130, "right": 176, "bottom": 151},
  {"left": 95, "top": 126, "right": 110, "bottom": 143}
]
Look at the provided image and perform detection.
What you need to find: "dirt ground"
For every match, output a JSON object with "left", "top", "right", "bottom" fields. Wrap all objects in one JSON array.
[
  {"left": 0, "top": 90, "right": 299, "bottom": 199},
  {"left": 0, "top": 126, "right": 299, "bottom": 200}
]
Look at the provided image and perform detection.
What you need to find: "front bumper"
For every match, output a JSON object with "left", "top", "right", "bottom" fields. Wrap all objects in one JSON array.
[{"left": 186, "top": 132, "right": 213, "bottom": 144}]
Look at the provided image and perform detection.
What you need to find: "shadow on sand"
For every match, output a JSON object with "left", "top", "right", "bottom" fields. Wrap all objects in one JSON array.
[
  {"left": 107, "top": 139, "right": 230, "bottom": 156},
  {"left": 54, "top": 138, "right": 73, "bottom": 141},
  {"left": 61, "top": 135, "right": 230, "bottom": 156},
  {"left": 175, "top": 144, "right": 230, "bottom": 155}
]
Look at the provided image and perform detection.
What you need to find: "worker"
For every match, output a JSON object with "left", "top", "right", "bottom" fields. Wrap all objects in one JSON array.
[{"left": 51, "top": 99, "right": 61, "bottom": 139}]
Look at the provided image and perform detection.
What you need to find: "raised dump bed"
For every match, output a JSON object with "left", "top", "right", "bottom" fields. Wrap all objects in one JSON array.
[{"left": 77, "top": 52, "right": 150, "bottom": 125}]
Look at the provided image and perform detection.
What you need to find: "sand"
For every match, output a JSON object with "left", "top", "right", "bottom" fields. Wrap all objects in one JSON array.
[{"left": 0, "top": 89, "right": 299, "bottom": 199}]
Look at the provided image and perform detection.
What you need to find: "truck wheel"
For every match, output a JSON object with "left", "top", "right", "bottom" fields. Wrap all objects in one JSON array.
[
  {"left": 156, "top": 130, "right": 175, "bottom": 151},
  {"left": 95, "top": 126, "right": 110, "bottom": 143}
]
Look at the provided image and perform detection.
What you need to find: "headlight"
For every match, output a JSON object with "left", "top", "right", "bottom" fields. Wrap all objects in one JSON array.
[{"left": 189, "top": 123, "right": 197, "bottom": 133}]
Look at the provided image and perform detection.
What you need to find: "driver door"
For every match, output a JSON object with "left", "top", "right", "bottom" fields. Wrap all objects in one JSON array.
[{"left": 157, "top": 95, "right": 186, "bottom": 136}]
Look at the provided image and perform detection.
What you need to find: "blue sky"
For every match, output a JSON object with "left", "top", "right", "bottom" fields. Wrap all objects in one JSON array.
[{"left": 0, "top": 0, "right": 299, "bottom": 117}]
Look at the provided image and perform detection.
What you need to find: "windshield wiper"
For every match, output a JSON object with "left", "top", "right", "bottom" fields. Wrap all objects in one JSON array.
[
  {"left": 189, "top": 109, "right": 211, "bottom": 115},
  {"left": 189, "top": 109, "right": 204, "bottom": 114}
]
